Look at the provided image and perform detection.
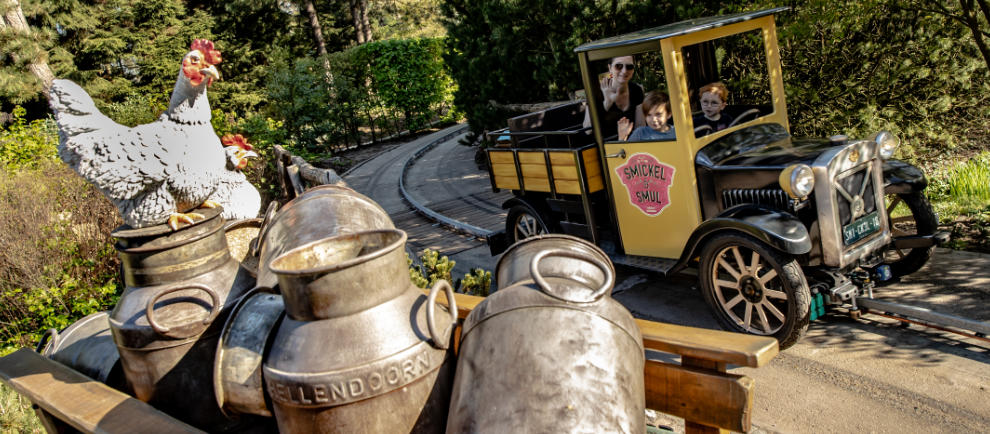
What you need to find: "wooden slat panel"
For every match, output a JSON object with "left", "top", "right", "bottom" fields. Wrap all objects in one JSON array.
[
  {"left": 487, "top": 151, "right": 516, "bottom": 164},
  {"left": 0, "top": 348, "right": 203, "bottom": 434},
  {"left": 582, "top": 147, "right": 600, "bottom": 166},
  {"left": 490, "top": 163, "right": 517, "bottom": 178},
  {"left": 492, "top": 177, "right": 520, "bottom": 190},
  {"left": 636, "top": 319, "right": 778, "bottom": 368},
  {"left": 586, "top": 174, "right": 604, "bottom": 192},
  {"left": 554, "top": 179, "right": 583, "bottom": 195},
  {"left": 548, "top": 151, "right": 578, "bottom": 165},
  {"left": 551, "top": 165, "right": 579, "bottom": 180},
  {"left": 554, "top": 175, "right": 605, "bottom": 194},
  {"left": 644, "top": 360, "right": 753, "bottom": 432},
  {"left": 517, "top": 152, "right": 546, "bottom": 164},
  {"left": 522, "top": 177, "right": 551, "bottom": 192},
  {"left": 519, "top": 164, "right": 548, "bottom": 178}
]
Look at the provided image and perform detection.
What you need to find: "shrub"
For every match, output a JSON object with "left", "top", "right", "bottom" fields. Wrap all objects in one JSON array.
[
  {"left": 408, "top": 249, "right": 493, "bottom": 295},
  {"left": 0, "top": 160, "right": 122, "bottom": 352},
  {"left": 356, "top": 38, "right": 455, "bottom": 131},
  {"left": 0, "top": 106, "right": 58, "bottom": 171}
]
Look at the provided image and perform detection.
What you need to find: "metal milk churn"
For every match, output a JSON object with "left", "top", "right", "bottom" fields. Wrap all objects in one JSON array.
[
  {"left": 108, "top": 207, "right": 254, "bottom": 430},
  {"left": 264, "top": 228, "right": 457, "bottom": 433},
  {"left": 255, "top": 184, "right": 395, "bottom": 289},
  {"left": 447, "top": 235, "right": 646, "bottom": 434}
]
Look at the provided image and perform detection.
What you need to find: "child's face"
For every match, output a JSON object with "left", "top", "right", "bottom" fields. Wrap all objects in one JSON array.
[
  {"left": 700, "top": 91, "right": 726, "bottom": 119},
  {"left": 645, "top": 104, "right": 670, "bottom": 131}
]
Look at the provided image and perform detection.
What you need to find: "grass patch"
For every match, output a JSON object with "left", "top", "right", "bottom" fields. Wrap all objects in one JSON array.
[
  {"left": 923, "top": 152, "right": 990, "bottom": 252},
  {"left": 0, "top": 382, "right": 43, "bottom": 434}
]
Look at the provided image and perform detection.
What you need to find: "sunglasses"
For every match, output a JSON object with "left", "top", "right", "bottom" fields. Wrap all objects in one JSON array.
[{"left": 612, "top": 63, "right": 635, "bottom": 71}]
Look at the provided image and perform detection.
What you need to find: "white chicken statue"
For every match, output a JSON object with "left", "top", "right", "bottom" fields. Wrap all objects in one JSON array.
[{"left": 50, "top": 39, "right": 261, "bottom": 230}]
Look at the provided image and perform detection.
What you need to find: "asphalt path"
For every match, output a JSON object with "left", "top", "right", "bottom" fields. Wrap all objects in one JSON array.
[{"left": 345, "top": 124, "right": 990, "bottom": 433}]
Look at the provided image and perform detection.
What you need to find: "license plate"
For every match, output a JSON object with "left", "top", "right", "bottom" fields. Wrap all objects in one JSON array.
[{"left": 843, "top": 211, "right": 881, "bottom": 245}]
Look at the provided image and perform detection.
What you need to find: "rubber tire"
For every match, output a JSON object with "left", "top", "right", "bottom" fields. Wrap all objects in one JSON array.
[
  {"left": 505, "top": 203, "right": 554, "bottom": 244},
  {"left": 699, "top": 232, "right": 811, "bottom": 350},
  {"left": 884, "top": 192, "right": 938, "bottom": 278}
]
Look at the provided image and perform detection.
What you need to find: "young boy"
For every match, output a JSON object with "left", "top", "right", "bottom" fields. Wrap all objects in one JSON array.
[
  {"left": 618, "top": 91, "right": 676, "bottom": 141},
  {"left": 693, "top": 82, "right": 733, "bottom": 134}
]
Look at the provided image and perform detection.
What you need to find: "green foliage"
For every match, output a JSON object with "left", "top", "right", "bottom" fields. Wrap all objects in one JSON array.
[
  {"left": 0, "top": 106, "right": 58, "bottom": 170},
  {"left": 456, "top": 268, "right": 492, "bottom": 297},
  {"left": 356, "top": 38, "right": 454, "bottom": 130},
  {"left": 946, "top": 152, "right": 990, "bottom": 203},
  {"left": 211, "top": 109, "right": 290, "bottom": 203},
  {"left": 408, "top": 249, "right": 455, "bottom": 289},
  {"left": 371, "top": 0, "right": 447, "bottom": 40},
  {"left": 263, "top": 38, "right": 455, "bottom": 152},
  {"left": 440, "top": 0, "right": 701, "bottom": 137},
  {"left": 767, "top": 0, "right": 990, "bottom": 155},
  {"left": 408, "top": 249, "right": 493, "bottom": 295}
]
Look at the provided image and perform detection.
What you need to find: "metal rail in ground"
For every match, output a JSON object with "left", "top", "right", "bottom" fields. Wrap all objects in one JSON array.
[{"left": 857, "top": 297, "right": 990, "bottom": 341}]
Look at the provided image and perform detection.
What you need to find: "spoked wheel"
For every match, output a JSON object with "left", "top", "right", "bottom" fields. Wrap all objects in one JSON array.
[
  {"left": 699, "top": 233, "right": 811, "bottom": 349},
  {"left": 884, "top": 192, "right": 938, "bottom": 278},
  {"left": 506, "top": 203, "right": 553, "bottom": 243}
]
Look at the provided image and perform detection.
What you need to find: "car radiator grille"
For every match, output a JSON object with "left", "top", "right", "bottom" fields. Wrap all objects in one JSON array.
[
  {"left": 722, "top": 188, "right": 791, "bottom": 212},
  {"left": 835, "top": 166, "right": 877, "bottom": 226}
]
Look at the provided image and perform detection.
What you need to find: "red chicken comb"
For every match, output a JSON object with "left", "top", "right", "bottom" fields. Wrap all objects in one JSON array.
[
  {"left": 190, "top": 39, "right": 222, "bottom": 65},
  {"left": 221, "top": 134, "right": 253, "bottom": 151}
]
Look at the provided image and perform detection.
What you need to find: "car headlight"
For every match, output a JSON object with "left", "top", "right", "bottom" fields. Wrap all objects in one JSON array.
[
  {"left": 779, "top": 164, "right": 815, "bottom": 199},
  {"left": 874, "top": 131, "right": 899, "bottom": 160}
]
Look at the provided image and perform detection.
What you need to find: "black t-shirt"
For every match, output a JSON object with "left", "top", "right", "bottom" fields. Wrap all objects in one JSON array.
[
  {"left": 599, "top": 83, "right": 644, "bottom": 140},
  {"left": 693, "top": 113, "right": 734, "bottom": 136}
]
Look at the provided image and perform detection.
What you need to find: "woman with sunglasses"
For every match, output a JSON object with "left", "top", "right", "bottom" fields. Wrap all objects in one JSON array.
[{"left": 583, "top": 55, "right": 644, "bottom": 140}]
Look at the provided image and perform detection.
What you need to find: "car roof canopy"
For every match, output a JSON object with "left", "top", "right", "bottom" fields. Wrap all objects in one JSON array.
[{"left": 573, "top": 7, "right": 789, "bottom": 54}]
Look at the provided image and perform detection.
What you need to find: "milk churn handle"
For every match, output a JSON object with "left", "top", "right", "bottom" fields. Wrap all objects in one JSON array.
[
  {"left": 426, "top": 280, "right": 457, "bottom": 350},
  {"left": 146, "top": 283, "right": 221, "bottom": 339},
  {"left": 530, "top": 249, "right": 614, "bottom": 303},
  {"left": 35, "top": 328, "right": 59, "bottom": 354},
  {"left": 251, "top": 201, "right": 279, "bottom": 257}
]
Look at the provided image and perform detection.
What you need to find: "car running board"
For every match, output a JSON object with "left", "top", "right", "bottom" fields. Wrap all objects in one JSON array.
[{"left": 610, "top": 254, "right": 678, "bottom": 275}]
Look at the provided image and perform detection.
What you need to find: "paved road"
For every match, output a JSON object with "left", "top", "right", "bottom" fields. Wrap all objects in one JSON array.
[{"left": 345, "top": 124, "right": 990, "bottom": 433}]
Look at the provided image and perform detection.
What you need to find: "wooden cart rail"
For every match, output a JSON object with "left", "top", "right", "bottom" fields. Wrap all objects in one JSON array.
[{"left": 0, "top": 292, "right": 777, "bottom": 434}]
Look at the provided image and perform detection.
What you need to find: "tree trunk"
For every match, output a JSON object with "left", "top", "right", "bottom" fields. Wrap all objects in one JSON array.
[
  {"left": 302, "top": 0, "right": 328, "bottom": 56},
  {"left": 960, "top": 0, "right": 990, "bottom": 70},
  {"left": 350, "top": 0, "right": 373, "bottom": 44},
  {"left": 2, "top": 0, "right": 54, "bottom": 97}
]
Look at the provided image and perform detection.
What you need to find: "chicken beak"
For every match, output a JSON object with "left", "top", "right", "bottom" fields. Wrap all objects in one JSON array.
[{"left": 202, "top": 65, "right": 221, "bottom": 82}]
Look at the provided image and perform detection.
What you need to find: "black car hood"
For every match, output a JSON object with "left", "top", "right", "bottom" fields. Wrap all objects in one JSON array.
[{"left": 696, "top": 123, "right": 838, "bottom": 168}]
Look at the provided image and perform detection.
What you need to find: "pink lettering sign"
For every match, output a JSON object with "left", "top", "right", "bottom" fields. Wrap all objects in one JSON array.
[{"left": 614, "top": 153, "right": 675, "bottom": 216}]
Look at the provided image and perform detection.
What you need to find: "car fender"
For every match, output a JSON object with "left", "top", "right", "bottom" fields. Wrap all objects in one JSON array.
[
  {"left": 884, "top": 159, "right": 927, "bottom": 194},
  {"left": 680, "top": 205, "right": 811, "bottom": 266}
]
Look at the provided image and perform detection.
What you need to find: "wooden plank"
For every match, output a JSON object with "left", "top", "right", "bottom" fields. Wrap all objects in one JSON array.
[
  {"left": 521, "top": 177, "right": 551, "bottom": 192},
  {"left": 490, "top": 163, "right": 517, "bottom": 177},
  {"left": 551, "top": 165, "right": 580, "bottom": 180},
  {"left": 645, "top": 360, "right": 752, "bottom": 433},
  {"left": 519, "top": 163, "right": 547, "bottom": 178},
  {"left": 0, "top": 348, "right": 203, "bottom": 434},
  {"left": 516, "top": 152, "right": 546, "bottom": 164},
  {"left": 548, "top": 151, "right": 578, "bottom": 166},
  {"left": 492, "top": 175, "right": 520, "bottom": 190},
  {"left": 488, "top": 151, "right": 516, "bottom": 164},
  {"left": 582, "top": 147, "right": 600, "bottom": 166},
  {"left": 636, "top": 319, "right": 778, "bottom": 368}
]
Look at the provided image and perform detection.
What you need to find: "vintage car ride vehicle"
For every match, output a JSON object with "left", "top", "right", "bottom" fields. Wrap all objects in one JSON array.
[{"left": 483, "top": 7, "right": 947, "bottom": 348}]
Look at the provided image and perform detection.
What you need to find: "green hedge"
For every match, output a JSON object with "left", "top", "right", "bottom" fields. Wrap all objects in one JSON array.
[{"left": 263, "top": 37, "right": 457, "bottom": 153}]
